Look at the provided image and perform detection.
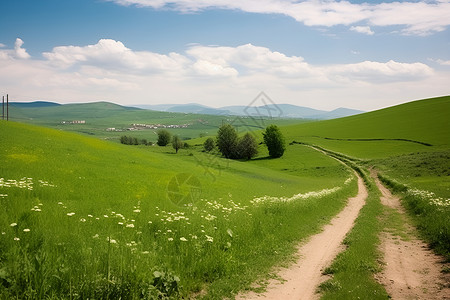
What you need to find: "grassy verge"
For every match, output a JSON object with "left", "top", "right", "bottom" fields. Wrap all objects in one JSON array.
[
  {"left": 378, "top": 173, "right": 450, "bottom": 260},
  {"left": 318, "top": 161, "right": 389, "bottom": 299}
]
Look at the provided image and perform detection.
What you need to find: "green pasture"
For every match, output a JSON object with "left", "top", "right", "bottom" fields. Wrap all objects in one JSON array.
[{"left": 0, "top": 120, "right": 354, "bottom": 298}]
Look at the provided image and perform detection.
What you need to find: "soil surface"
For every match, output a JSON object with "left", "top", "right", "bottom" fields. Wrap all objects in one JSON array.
[
  {"left": 373, "top": 172, "right": 450, "bottom": 300},
  {"left": 236, "top": 172, "right": 367, "bottom": 300}
]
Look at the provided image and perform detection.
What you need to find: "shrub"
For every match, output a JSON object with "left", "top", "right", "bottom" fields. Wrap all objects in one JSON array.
[
  {"left": 172, "top": 135, "right": 184, "bottom": 154},
  {"left": 216, "top": 124, "right": 238, "bottom": 159},
  {"left": 203, "top": 137, "right": 215, "bottom": 152},
  {"left": 263, "top": 125, "right": 286, "bottom": 158},
  {"left": 236, "top": 133, "right": 258, "bottom": 160},
  {"left": 157, "top": 130, "right": 171, "bottom": 146}
]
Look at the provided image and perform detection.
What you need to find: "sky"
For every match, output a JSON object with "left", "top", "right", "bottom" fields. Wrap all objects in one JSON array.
[{"left": 0, "top": 0, "right": 449, "bottom": 111}]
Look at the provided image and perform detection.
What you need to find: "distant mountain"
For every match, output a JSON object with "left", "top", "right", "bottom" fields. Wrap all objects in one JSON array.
[
  {"left": 135, "top": 103, "right": 231, "bottom": 115},
  {"left": 308, "top": 108, "right": 366, "bottom": 120},
  {"left": 134, "top": 103, "right": 364, "bottom": 119},
  {"left": 9, "top": 101, "right": 61, "bottom": 108}
]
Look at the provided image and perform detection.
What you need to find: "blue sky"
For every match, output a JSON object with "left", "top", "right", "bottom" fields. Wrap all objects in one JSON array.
[{"left": 1, "top": 0, "right": 449, "bottom": 110}]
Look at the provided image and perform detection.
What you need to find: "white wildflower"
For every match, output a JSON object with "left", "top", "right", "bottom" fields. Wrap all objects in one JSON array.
[
  {"left": 10, "top": 223, "right": 17, "bottom": 227},
  {"left": 23, "top": 228, "right": 30, "bottom": 232},
  {"left": 67, "top": 212, "right": 75, "bottom": 216},
  {"left": 80, "top": 218, "right": 86, "bottom": 222},
  {"left": 126, "top": 223, "right": 134, "bottom": 228},
  {"left": 14, "top": 237, "right": 20, "bottom": 241},
  {"left": 180, "top": 237, "right": 188, "bottom": 242},
  {"left": 92, "top": 234, "right": 99, "bottom": 239},
  {"left": 205, "top": 235, "right": 213, "bottom": 243},
  {"left": 168, "top": 237, "right": 174, "bottom": 241}
]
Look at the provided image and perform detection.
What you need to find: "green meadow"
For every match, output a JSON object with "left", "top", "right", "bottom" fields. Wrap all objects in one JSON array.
[
  {"left": 1, "top": 95, "right": 448, "bottom": 298},
  {"left": 0, "top": 120, "right": 354, "bottom": 298}
]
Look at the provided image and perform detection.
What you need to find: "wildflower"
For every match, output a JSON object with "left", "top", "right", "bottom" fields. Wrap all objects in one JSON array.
[
  {"left": 58, "top": 202, "right": 63, "bottom": 205},
  {"left": 88, "top": 214, "right": 93, "bottom": 218},
  {"left": 167, "top": 229, "right": 172, "bottom": 233},
  {"left": 23, "top": 228, "right": 30, "bottom": 232},
  {"left": 142, "top": 251, "right": 149, "bottom": 254},
  {"left": 80, "top": 218, "right": 86, "bottom": 222},
  {"left": 118, "top": 222, "right": 124, "bottom": 225},
  {"left": 126, "top": 224, "right": 134, "bottom": 228},
  {"left": 205, "top": 235, "right": 213, "bottom": 243},
  {"left": 168, "top": 237, "right": 174, "bottom": 241},
  {"left": 227, "top": 228, "right": 233, "bottom": 238},
  {"left": 1, "top": 232, "right": 5, "bottom": 235},
  {"left": 103, "top": 215, "right": 109, "bottom": 218},
  {"left": 133, "top": 209, "right": 141, "bottom": 213},
  {"left": 148, "top": 221, "right": 153, "bottom": 224},
  {"left": 67, "top": 212, "right": 75, "bottom": 216},
  {"left": 180, "top": 237, "right": 188, "bottom": 242},
  {"left": 10, "top": 223, "right": 17, "bottom": 227},
  {"left": 109, "top": 239, "right": 117, "bottom": 244},
  {"left": 14, "top": 237, "right": 20, "bottom": 241},
  {"left": 92, "top": 234, "right": 99, "bottom": 239}
]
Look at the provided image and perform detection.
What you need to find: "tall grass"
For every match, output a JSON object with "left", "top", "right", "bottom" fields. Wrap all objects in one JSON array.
[{"left": 378, "top": 174, "right": 450, "bottom": 259}]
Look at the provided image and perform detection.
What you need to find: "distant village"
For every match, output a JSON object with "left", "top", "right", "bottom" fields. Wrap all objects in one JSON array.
[
  {"left": 60, "top": 120, "right": 192, "bottom": 132},
  {"left": 106, "top": 123, "right": 192, "bottom": 132}
]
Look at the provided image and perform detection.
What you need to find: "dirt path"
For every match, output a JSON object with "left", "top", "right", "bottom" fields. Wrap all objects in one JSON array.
[
  {"left": 236, "top": 172, "right": 368, "bottom": 300},
  {"left": 372, "top": 172, "right": 450, "bottom": 299}
]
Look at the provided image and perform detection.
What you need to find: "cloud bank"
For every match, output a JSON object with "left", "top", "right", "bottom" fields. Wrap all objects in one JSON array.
[
  {"left": 0, "top": 38, "right": 448, "bottom": 110},
  {"left": 109, "top": 0, "right": 450, "bottom": 36}
]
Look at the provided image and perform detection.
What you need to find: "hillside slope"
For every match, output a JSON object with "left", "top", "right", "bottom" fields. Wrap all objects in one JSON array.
[{"left": 283, "top": 96, "right": 449, "bottom": 158}]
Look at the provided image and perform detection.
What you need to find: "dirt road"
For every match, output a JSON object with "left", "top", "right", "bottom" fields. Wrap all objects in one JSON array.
[
  {"left": 237, "top": 172, "right": 368, "bottom": 300},
  {"left": 373, "top": 172, "right": 449, "bottom": 299}
]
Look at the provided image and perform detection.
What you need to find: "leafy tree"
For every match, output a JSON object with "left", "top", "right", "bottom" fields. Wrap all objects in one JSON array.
[
  {"left": 237, "top": 133, "right": 258, "bottom": 160},
  {"left": 203, "top": 137, "right": 215, "bottom": 152},
  {"left": 263, "top": 124, "right": 286, "bottom": 158},
  {"left": 216, "top": 124, "right": 238, "bottom": 158},
  {"left": 120, "top": 135, "right": 129, "bottom": 145},
  {"left": 157, "top": 129, "right": 172, "bottom": 146},
  {"left": 172, "top": 135, "right": 184, "bottom": 153}
]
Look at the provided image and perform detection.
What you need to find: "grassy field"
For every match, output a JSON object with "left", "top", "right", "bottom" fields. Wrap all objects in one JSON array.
[
  {"left": 1, "top": 95, "right": 448, "bottom": 298},
  {"left": 0, "top": 120, "right": 354, "bottom": 298}
]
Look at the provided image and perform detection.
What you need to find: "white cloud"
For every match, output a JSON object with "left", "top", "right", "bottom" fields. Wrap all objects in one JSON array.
[
  {"left": 327, "top": 60, "right": 434, "bottom": 83},
  {"left": 0, "top": 38, "right": 448, "bottom": 110},
  {"left": 43, "top": 39, "right": 189, "bottom": 74},
  {"left": 429, "top": 58, "right": 450, "bottom": 66},
  {"left": 350, "top": 26, "right": 374, "bottom": 35},
  {"left": 14, "top": 38, "right": 30, "bottom": 59},
  {"left": 108, "top": 0, "right": 450, "bottom": 36}
]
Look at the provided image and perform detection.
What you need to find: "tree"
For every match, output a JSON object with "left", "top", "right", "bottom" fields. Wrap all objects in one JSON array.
[
  {"left": 157, "top": 129, "right": 171, "bottom": 146},
  {"left": 216, "top": 124, "right": 238, "bottom": 158},
  {"left": 172, "top": 135, "right": 184, "bottom": 153},
  {"left": 237, "top": 133, "right": 258, "bottom": 160},
  {"left": 263, "top": 124, "right": 286, "bottom": 158},
  {"left": 203, "top": 137, "right": 215, "bottom": 152}
]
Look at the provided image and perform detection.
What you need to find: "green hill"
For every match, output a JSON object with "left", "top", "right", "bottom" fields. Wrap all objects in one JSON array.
[{"left": 283, "top": 96, "right": 450, "bottom": 159}]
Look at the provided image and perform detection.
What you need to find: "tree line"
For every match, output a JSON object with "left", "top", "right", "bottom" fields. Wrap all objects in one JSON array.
[
  {"left": 204, "top": 123, "right": 285, "bottom": 159},
  {"left": 121, "top": 124, "right": 285, "bottom": 159}
]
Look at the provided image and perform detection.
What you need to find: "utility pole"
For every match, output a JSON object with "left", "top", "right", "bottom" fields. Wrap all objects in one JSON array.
[
  {"left": 6, "top": 94, "right": 8, "bottom": 121},
  {"left": 2, "top": 96, "right": 4, "bottom": 120}
]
